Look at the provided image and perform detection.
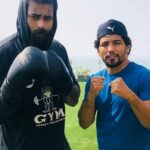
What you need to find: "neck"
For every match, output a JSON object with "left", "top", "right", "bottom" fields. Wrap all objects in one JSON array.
[{"left": 107, "top": 59, "right": 129, "bottom": 75}]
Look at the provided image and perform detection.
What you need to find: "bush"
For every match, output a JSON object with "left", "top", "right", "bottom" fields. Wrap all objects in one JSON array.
[{"left": 77, "top": 75, "right": 89, "bottom": 82}]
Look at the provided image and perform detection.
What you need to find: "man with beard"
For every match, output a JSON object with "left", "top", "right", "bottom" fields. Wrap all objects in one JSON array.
[
  {"left": 0, "top": 0, "right": 80, "bottom": 149},
  {"left": 78, "top": 19, "right": 150, "bottom": 150}
]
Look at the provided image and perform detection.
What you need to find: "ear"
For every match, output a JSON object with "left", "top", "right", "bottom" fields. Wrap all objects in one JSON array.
[
  {"left": 126, "top": 45, "right": 131, "bottom": 54},
  {"left": 97, "top": 48, "right": 101, "bottom": 57}
]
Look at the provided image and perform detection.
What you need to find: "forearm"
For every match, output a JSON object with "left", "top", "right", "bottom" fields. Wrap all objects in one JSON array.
[
  {"left": 65, "top": 85, "right": 80, "bottom": 106},
  {"left": 127, "top": 92, "right": 150, "bottom": 129},
  {"left": 78, "top": 94, "right": 96, "bottom": 129}
]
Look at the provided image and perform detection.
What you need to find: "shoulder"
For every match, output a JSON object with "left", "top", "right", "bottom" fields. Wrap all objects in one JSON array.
[
  {"left": 0, "top": 33, "right": 17, "bottom": 47},
  {"left": 0, "top": 34, "right": 19, "bottom": 84},
  {"left": 0, "top": 34, "right": 18, "bottom": 55},
  {"left": 0, "top": 33, "right": 20, "bottom": 66},
  {"left": 130, "top": 62, "right": 150, "bottom": 87},
  {"left": 49, "top": 39, "right": 69, "bottom": 62},
  {"left": 50, "top": 40, "right": 67, "bottom": 53},
  {"left": 130, "top": 62, "right": 150, "bottom": 76}
]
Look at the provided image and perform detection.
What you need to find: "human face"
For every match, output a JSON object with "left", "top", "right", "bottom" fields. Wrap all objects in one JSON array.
[
  {"left": 98, "top": 34, "right": 130, "bottom": 68},
  {"left": 27, "top": 1, "right": 53, "bottom": 48}
]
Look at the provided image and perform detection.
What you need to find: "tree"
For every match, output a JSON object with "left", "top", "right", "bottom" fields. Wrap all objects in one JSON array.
[{"left": 73, "top": 66, "right": 92, "bottom": 82}]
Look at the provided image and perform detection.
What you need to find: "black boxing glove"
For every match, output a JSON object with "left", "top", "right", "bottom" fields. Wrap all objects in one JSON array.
[
  {"left": 45, "top": 51, "right": 74, "bottom": 96},
  {"left": 1, "top": 46, "right": 73, "bottom": 107},
  {"left": 1, "top": 46, "right": 48, "bottom": 104}
]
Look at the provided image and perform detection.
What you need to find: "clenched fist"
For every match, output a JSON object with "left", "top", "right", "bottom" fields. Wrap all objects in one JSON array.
[
  {"left": 89, "top": 77, "right": 105, "bottom": 98},
  {"left": 109, "top": 77, "right": 133, "bottom": 100}
]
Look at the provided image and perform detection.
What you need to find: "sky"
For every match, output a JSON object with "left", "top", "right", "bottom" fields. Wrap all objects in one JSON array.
[{"left": 0, "top": 0, "right": 150, "bottom": 72}]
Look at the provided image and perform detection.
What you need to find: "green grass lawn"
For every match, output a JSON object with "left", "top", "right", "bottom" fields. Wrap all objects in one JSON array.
[{"left": 65, "top": 82, "right": 98, "bottom": 150}]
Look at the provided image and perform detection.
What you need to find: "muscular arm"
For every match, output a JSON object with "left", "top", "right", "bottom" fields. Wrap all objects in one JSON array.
[
  {"left": 125, "top": 92, "right": 150, "bottom": 129},
  {"left": 78, "top": 77, "right": 104, "bottom": 129},
  {"left": 110, "top": 77, "right": 150, "bottom": 129},
  {"left": 78, "top": 93, "right": 96, "bottom": 129}
]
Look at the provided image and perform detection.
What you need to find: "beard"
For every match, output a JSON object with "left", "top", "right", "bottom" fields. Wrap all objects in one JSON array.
[
  {"left": 102, "top": 52, "right": 125, "bottom": 68},
  {"left": 30, "top": 28, "right": 50, "bottom": 50}
]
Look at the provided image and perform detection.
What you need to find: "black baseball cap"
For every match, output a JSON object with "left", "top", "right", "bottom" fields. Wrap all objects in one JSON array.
[{"left": 96, "top": 19, "right": 129, "bottom": 40}]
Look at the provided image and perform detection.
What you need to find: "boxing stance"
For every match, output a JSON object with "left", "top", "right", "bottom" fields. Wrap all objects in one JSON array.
[
  {"left": 0, "top": 0, "right": 80, "bottom": 149},
  {"left": 0, "top": 46, "right": 77, "bottom": 149}
]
